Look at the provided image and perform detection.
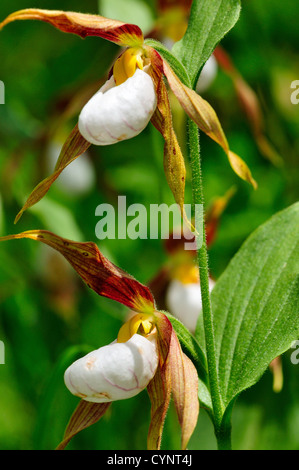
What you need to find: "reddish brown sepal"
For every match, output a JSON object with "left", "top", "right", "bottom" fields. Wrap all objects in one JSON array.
[
  {"left": 0, "top": 9, "right": 143, "bottom": 47},
  {"left": 0, "top": 230, "right": 155, "bottom": 312},
  {"left": 56, "top": 401, "right": 111, "bottom": 450}
]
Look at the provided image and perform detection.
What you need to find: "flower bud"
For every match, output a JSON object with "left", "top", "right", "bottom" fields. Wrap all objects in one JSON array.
[
  {"left": 64, "top": 333, "right": 158, "bottom": 403},
  {"left": 166, "top": 278, "right": 215, "bottom": 332},
  {"left": 78, "top": 69, "right": 157, "bottom": 145}
]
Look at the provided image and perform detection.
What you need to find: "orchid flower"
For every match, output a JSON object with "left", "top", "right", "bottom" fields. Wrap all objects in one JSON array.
[
  {"left": 0, "top": 9, "right": 256, "bottom": 224},
  {"left": 0, "top": 229, "right": 199, "bottom": 450}
]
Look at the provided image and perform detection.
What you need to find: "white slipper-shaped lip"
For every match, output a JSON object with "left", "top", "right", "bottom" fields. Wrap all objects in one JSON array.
[
  {"left": 64, "top": 333, "right": 158, "bottom": 403},
  {"left": 78, "top": 68, "right": 157, "bottom": 146}
]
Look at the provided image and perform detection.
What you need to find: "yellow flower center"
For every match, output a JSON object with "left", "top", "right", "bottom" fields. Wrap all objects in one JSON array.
[
  {"left": 117, "top": 313, "right": 156, "bottom": 343},
  {"left": 113, "top": 47, "right": 145, "bottom": 86}
]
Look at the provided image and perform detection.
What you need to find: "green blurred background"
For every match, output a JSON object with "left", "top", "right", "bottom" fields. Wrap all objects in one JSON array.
[{"left": 0, "top": 0, "right": 298, "bottom": 450}]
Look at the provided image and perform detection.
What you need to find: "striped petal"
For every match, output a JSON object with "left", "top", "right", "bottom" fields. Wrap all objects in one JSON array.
[
  {"left": 168, "top": 327, "right": 199, "bottom": 450},
  {"left": 14, "top": 125, "right": 90, "bottom": 223},
  {"left": 147, "top": 312, "right": 199, "bottom": 450},
  {"left": 147, "top": 52, "right": 187, "bottom": 221},
  {"left": 57, "top": 401, "right": 111, "bottom": 450}
]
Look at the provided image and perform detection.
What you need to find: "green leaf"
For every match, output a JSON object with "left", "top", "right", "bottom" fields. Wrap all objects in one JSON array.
[
  {"left": 172, "top": 0, "right": 241, "bottom": 87},
  {"left": 209, "top": 203, "right": 299, "bottom": 416}
]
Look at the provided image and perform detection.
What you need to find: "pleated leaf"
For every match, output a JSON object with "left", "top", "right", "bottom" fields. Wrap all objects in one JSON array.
[{"left": 209, "top": 203, "right": 299, "bottom": 415}]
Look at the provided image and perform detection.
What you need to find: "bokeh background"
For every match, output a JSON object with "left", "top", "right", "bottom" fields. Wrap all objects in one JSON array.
[{"left": 0, "top": 0, "right": 298, "bottom": 450}]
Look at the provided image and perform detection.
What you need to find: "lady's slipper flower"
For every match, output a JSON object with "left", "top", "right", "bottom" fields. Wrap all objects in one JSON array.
[
  {"left": 0, "top": 8, "right": 256, "bottom": 224},
  {"left": 0, "top": 229, "right": 199, "bottom": 451},
  {"left": 64, "top": 333, "right": 159, "bottom": 403}
]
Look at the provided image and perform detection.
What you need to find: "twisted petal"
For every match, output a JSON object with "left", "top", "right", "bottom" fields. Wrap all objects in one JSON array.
[
  {"left": 78, "top": 69, "right": 157, "bottom": 145},
  {"left": 148, "top": 57, "right": 186, "bottom": 221},
  {"left": 158, "top": 0, "right": 192, "bottom": 14},
  {"left": 147, "top": 313, "right": 172, "bottom": 450},
  {"left": 168, "top": 326, "right": 199, "bottom": 450},
  {"left": 57, "top": 401, "right": 111, "bottom": 450},
  {"left": 64, "top": 334, "right": 159, "bottom": 402},
  {"left": 148, "top": 47, "right": 257, "bottom": 189},
  {"left": 14, "top": 125, "right": 90, "bottom": 223},
  {"left": 147, "top": 312, "right": 199, "bottom": 450},
  {"left": 204, "top": 186, "right": 236, "bottom": 246},
  {"left": 0, "top": 9, "right": 143, "bottom": 47}
]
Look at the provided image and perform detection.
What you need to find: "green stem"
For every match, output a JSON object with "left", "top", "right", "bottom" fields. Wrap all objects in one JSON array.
[
  {"left": 215, "top": 419, "right": 233, "bottom": 450},
  {"left": 187, "top": 118, "right": 231, "bottom": 449}
]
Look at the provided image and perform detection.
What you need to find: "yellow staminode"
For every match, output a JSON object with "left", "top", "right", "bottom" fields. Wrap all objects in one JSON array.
[
  {"left": 117, "top": 313, "right": 155, "bottom": 343},
  {"left": 113, "top": 47, "right": 144, "bottom": 86}
]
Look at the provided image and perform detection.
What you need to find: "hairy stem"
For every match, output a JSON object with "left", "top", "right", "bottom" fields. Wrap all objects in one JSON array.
[{"left": 187, "top": 118, "right": 231, "bottom": 449}]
